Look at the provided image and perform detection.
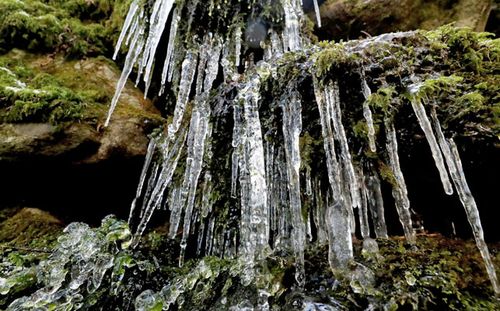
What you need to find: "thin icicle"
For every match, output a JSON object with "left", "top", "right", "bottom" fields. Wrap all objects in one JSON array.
[
  {"left": 313, "top": 77, "right": 341, "bottom": 196},
  {"left": 201, "top": 172, "right": 213, "bottom": 218},
  {"left": 129, "top": 138, "right": 157, "bottom": 224},
  {"left": 159, "top": 8, "right": 180, "bottom": 95},
  {"left": 142, "top": 0, "right": 175, "bottom": 96},
  {"left": 430, "top": 108, "right": 500, "bottom": 295},
  {"left": 385, "top": 118, "right": 415, "bottom": 244},
  {"left": 168, "top": 51, "right": 198, "bottom": 138},
  {"left": 366, "top": 171, "right": 388, "bottom": 238},
  {"left": 234, "top": 26, "right": 242, "bottom": 67},
  {"left": 305, "top": 167, "right": 313, "bottom": 196},
  {"left": 281, "top": 90, "right": 306, "bottom": 285},
  {"left": 411, "top": 97, "right": 453, "bottom": 195},
  {"left": 113, "top": 1, "right": 140, "bottom": 60},
  {"left": 313, "top": 179, "right": 328, "bottom": 243},
  {"left": 360, "top": 76, "right": 377, "bottom": 152},
  {"left": 326, "top": 81, "right": 361, "bottom": 208},
  {"left": 357, "top": 167, "right": 371, "bottom": 239},
  {"left": 132, "top": 126, "right": 188, "bottom": 246},
  {"left": 314, "top": 78, "right": 353, "bottom": 269},
  {"left": 231, "top": 103, "right": 243, "bottom": 198},
  {"left": 312, "top": 0, "right": 322, "bottom": 27},
  {"left": 168, "top": 187, "right": 182, "bottom": 238},
  {"left": 178, "top": 102, "right": 211, "bottom": 266},
  {"left": 105, "top": 23, "right": 145, "bottom": 126}
]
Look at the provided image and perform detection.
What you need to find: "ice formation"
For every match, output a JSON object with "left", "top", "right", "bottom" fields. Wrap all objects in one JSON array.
[{"left": 100, "top": 0, "right": 499, "bottom": 300}]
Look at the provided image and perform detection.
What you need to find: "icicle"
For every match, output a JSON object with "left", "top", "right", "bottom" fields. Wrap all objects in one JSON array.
[
  {"left": 205, "top": 216, "right": 216, "bottom": 255},
  {"left": 168, "top": 187, "right": 181, "bottom": 237},
  {"left": 178, "top": 102, "right": 211, "bottom": 267},
  {"left": 264, "top": 140, "right": 275, "bottom": 236},
  {"left": 105, "top": 23, "right": 145, "bottom": 126},
  {"left": 236, "top": 69, "right": 270, "bottom": 268},
  {"left": 357, "top": 167, "right": 371, "bottom": 239},
  {"left": 168, "top": 51, "right": 198, "bottom": 138},
  {"left": 132, "top": 125, "right": 188, "bottom": 245},
  {"left": 138, "top": 161, "right": 160, "bottom": 218},
  {"left": 129, "top": 139, "right": 157, "bottom": 224},
  {"left": 305, "top": 166, "right": 313, "bottom": 196},
  {"left": 113, "top": 1, "right": 140, "bottom": 60},
  {"left": 275, "top": 148, "right": 291, "bottom": 250},
  {"left": 234, "top": 26, "right": 242, "bottom": 67},
  {"left": 340, "top": 161, "right": 357, "bottom": 234},
  {"left": 202, "top": 35, "right": 222, "bottom": 94},
  {"left": 410, "top": 98, "right": 453, "bottom": 195},
  {"left": 314, "top": 78, "right": 353, "bottom": 269},
  {"left": 384, "top": 118, "right": 416, "bottom": 244},
  {"left": 313, "top": 77, "right": 341, "bottom": 196},
  {"left": 281, "top": 0, "right": 303, "bottom": 51},
  {"left": 270, "top": 30, "right": 284, "bottom": 58},
  {"left": 159, "top": 8, "right": 180, "bottom": 95},
  {"left": 326, "top": 199, "right": 353, "bottom": 270},
  {"left": 360, "top": 77, "right": 377, "bottom": 152},
  {"left": 313, "top": 179, "right": 328, "bottom": 243},
  {"left": 430, "top": 108, "right": 500, "bottom": 295},
  {"left": 201, "top": 172, "right": 213, "bottom": 218},
  {"left": 325, "top": 81, "right": 361, "bottom": 208},
  {"left": 281, "top": 90, "right": 306, "bottom": 285},
  {"left": 231, "top": 103, "right": 243, "bottom": 198},
  {"left": 142, "top": 0, "right": 175, "bottom": 97},
  {"left": 365, "top": 171, "right": 388, "bottom": 238},
  {"left": 312, "top": 0, "right": 322, "bottom": 27}
]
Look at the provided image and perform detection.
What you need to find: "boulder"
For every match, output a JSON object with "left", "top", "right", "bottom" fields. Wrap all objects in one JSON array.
[
  {"left": 0, "top": 207, "right": 63, "bottom": 247},
  {"left": 0, "top": 50, "right": 165, "bottom": 222},
  {"left": 313, "top": 0, "right": 493, "bottom": 41}
]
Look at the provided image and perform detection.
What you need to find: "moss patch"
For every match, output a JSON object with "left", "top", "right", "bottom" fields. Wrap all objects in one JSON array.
[
  {"left": 0, "top": 0, "right": 130, "bottom": 58},
  {"left": 0, "top": 50, "right": 163, "bottom": 126}
]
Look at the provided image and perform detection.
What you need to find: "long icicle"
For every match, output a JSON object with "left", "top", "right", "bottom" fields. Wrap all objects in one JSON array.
[
  {"left": 360, "top": 76, "right": 377, "bottom": 152},
  {"left": 132, "top": 124, "right": 188, "bottom": 246},
  {"left": 314, "top": 78, "right": 353, "bottom": 269},
  {"left": 430, "top": 108, "right": 500, "bottom": 295},
  {"left": 411, "top": 97, "right": 453, "bottom": 195},
  {"left": 326, "top": 81, "right": 361, "bottom": 209},
  {"left": 236, "top": 69, "right": 270, "bottom": 280},
  {"left": 366, "top": 171, "right": 388, "bottom": 238},
  {"left": 281, "top": 90, "right": 306, "bottom": 285},
  {"left": 385, "top": 118, "right": 416, "bottom": 244},
  {"left": 357, "top": 167, "right": 371, "bottom": 239}
]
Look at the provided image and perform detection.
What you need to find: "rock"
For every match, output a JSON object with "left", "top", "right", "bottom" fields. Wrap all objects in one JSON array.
[
  {"left": 0, "top": 208, "right": 63, "bottom": 247},
  {"left": 313, "top": 0, "right": 493, "bottom": 41},
  {"left": 0, "top": 50, "right": 165, "bottom": 222},
  {"left": 0, "top": 50, "right": 163, "bottom": 163}
]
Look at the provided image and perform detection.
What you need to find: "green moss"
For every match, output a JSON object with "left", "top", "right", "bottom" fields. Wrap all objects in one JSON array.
[
  {"left": 0, "top": 0, "right": 130, "bottom": 57},
  {"left": 378, "top": 161, "right": 398, "bottom": 187},
  {"left": 312, "top": 42, "right": 359, "bottom": 77},
  {"left": 0, "top": 54, "right": 101, "bottom": 124},
  {"left": 0, "top": 50, "right": 163, "bottom": 126}
]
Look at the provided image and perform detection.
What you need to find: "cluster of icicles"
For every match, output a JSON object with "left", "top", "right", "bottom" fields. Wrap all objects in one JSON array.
[{"left": 106, "top": 0, "right": 499, "bottom": 297}]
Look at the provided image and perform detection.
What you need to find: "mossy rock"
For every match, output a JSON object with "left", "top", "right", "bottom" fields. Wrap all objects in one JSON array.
[
  {"left": 314, "top": 0, "right": 494, "bottom": 41},
  {"left": 0, "top": 49, "right": 164, "bottom": 163},
  {"left": 0, "top": 207, "right": 63, "bottom": 248},
  {"left": 0, "top": 0, "right": 131, "bottom": 58}
]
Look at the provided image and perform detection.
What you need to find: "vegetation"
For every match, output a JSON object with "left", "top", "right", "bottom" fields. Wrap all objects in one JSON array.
[{"left": 0, "top": 0, "right": 130, "bottom": 58}]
